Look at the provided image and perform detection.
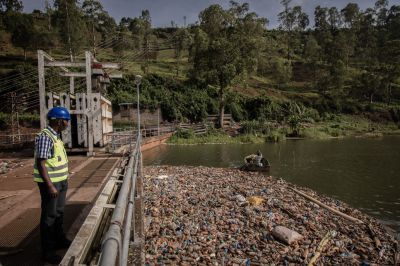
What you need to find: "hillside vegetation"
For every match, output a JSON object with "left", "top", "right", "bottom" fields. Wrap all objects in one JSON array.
[{"left": 0, "top": 0, "right": 399, "bottom": 138}]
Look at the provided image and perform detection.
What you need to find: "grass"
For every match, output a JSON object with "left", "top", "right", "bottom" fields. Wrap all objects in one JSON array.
[
  {"left": 299, "top": 115, "right": 400, "bottom": 139},
  {"left": 167, "top": 127, "right": 287, "bottom": 144},
  {"left": 168, "top": 114, "right": 400, "bottom": 145}
]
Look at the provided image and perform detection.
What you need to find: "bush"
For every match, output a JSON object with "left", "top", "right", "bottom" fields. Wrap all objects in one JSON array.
[
  {"left": 271, "top": 58, "right": 292, "bottom": 84},
  {"left": 390, "top": 106, "right": 400, "bottom": 122},
  {"left": 0, "top": 112, "right": 10, "bottom": 130},
  {"left": 265, "top": 131, "right": 286, "bottom": 142},
  {"left": 173, "top": 128, "right": 195, "bottom": 139},
  {"left": 19, "top": 113, "right": 40, "bottom": 123},
  {"left": 240, "top": 120, "right": 271, "bottom": 135}
]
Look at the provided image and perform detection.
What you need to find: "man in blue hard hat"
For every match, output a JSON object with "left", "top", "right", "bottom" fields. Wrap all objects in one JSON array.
[{"left": 34, "top": 106, "right": 72, "bottom": 264}]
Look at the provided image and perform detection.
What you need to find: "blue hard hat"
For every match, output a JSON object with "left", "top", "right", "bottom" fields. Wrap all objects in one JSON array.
[{"left": 47, "top": 106, "right": 71, "bottom": 121}]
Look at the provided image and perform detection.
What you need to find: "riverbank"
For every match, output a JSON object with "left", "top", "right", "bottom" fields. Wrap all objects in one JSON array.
[
  {"left": 141, "top": 166, "right": 398, "bottom": 265},
  {"left": 168, "top": 115, "right": 400, "bottom": 144}
]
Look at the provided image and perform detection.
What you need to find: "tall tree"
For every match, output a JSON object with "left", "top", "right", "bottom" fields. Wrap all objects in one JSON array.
[
  {"left": 374, "top": 0, "right": 389, "bottom": 27},
  {"left": 341, "top": 3, "right": 360, "bottom": 29},
  {"left": 190, "top": 2, "right": 266, "bottom": 127},
  {"left": 9, "top": 13, "right": 33, "bottom": 59},
  {"left": 278, "top": 0, "right": 309, "bottom": 61},
  {"left": 134, "top": 10, "right": 153, "bottom": 73},
  {"left": 0, "top": 0, "right": 22, "bottom": 13},
  {"left": 82, "top": 0, "right": 103, "bottom": 55},
  {"left": 304, "top": 35, "right": 321, "bottom": 83},
  {"left": 45, "top": 0, "right": 52, "bottom": 30},
  {"left": 328, "top": 7, "right": 342, "bottom": 30},
  {"left": 173, "top": 28, "right": 191, "bottom": 76},
  {"left": 54, "top": 0, "right": 87, "bottom": 58}
]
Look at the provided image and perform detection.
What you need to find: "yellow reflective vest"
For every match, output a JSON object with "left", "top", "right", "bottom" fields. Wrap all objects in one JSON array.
[{"left": 33, "top": 128, "right": 69, "bottom": 183}]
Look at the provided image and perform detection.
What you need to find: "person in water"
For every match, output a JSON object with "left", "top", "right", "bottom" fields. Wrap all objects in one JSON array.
[{"left": 244, "top": 150, "right": 263, "bottom": 167}]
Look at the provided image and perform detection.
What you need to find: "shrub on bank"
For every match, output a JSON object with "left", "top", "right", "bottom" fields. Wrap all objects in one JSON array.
[{"left": 0, "top": 112, "right": 40, "bottom": 130}]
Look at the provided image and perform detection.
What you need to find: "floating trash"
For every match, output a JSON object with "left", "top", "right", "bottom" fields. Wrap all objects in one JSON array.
[{"left": 136, "top": 166, "right": 398, "bottom": 265}]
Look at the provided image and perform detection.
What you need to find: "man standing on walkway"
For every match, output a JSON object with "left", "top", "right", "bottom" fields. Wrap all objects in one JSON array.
[{"left": 34, "top": 106, "right": 71, "bottom": 264}]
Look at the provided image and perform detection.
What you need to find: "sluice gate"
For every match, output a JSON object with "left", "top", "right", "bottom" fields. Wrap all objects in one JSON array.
[{"left": 38, "top": 50, "right": 122, "bottom": 156}]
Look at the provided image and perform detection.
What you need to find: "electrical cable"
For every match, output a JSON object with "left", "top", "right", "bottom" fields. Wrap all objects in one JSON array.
[
  {"left": 0, "top": 75, "right": 38, "bottom": 92},
  {"left": 0, "top": 69, "right": 37, "bottom": 82},
  {"left": 0, "top": 71, "right": 37, "bottom": 87}
]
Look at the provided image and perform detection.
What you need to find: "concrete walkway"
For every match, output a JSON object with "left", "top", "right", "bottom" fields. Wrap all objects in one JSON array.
[{"left": 0, "top": 156, "right": 119, "bottom": 266}]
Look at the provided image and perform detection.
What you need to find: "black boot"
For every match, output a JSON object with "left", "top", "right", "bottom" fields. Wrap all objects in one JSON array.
[
  {"left": 55, "top": 237, "right": 72, "bottom": 250},
  {"left": 42, "top": 250, "right": 62, "bottom": 264}
]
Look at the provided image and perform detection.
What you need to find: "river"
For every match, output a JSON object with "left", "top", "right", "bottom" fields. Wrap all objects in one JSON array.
[{"left": 143, "top": 136, "right": 400, "bottom": 232}]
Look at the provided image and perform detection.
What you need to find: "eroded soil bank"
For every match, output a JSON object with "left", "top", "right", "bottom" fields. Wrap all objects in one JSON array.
[{"left": 140, "top": 166, "right": 398, "bottom": 265}]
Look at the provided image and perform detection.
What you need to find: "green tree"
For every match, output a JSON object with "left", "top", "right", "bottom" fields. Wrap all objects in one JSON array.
[
  {"left": 328, "top": 7, "right": 342, "bottom": 29},
  {"left": 374, "top": 0, "right": 389, "bottom": 27},
  {"left": 113, "top": 25, "right": 135, "bottom": 57},
  {"left": 54, "top": 0, "right": 88, "bottom": 58},
  {"left": 82, "top": 0, "right": 103, "bottom": 54},
  {"left": 341, "top": 3, "right": 360, "bottom": 29},
  {"left": 0, "top": 0, "right": 22, "bottom": 13},
  {"left": 173, "top": 28, "right": 191, "bottom": 76},
  {"left": 386, "top": 5, "right": 400, "bottom": 39},
  {"left": 278, "top": 0, "right": 309, "bottom": 61},
  {"left": 133, "top": 10, "right": 153, "bottom": 74},
  {"left": 304, "top": 34, "right": 321, "bottom": 83},
  {"left": 9, "top": 13, "right": 34, "bottom": 59},
  {"left": 356, "top": 8, "right": 378, "bottom": 65},
  {"left": 190, "top": 2, "right": 266, "bottom": 127}
]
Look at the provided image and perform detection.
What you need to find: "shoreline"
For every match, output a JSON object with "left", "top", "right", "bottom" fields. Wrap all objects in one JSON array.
[{"left": 167, "top": 130, "right": 400, "bottom": 145}]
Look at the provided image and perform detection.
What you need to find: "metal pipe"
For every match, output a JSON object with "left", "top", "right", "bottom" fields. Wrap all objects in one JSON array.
[
  {"left": 99, "top": 148, "right": 135, "bottom": 266},
  {"left": 121, "top": 142, "right": 140, "bottom": 265}
]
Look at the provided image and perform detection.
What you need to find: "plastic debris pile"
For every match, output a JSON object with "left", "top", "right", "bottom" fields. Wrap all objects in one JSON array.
[
  {"left": 0, "top": 159, "right": 24, "bottom": 175},
  {"left": 142, "top": 166, "right": 398, "bottom": 265}
]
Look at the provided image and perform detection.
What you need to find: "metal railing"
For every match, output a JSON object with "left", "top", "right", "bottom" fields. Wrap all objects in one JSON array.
[
  {"left": 99, "top": 132, "right": 144, "bottom": 266},
  {"left": 106, "top": 125, "right": 176, "bottom": 152},
  {"left": 0, "top": 133, "right": 36, "bottom": 146}
]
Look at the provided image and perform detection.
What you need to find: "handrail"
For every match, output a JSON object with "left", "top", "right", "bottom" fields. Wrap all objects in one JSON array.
[
  {"left": 106, "top": 126, "right": 176, "bottom": 152},
  {"left": 99, "top": 132, "right": 142, "bottom": 266},
  {"left": 121, "top": 142, "right": 141, "bottom": 265}
]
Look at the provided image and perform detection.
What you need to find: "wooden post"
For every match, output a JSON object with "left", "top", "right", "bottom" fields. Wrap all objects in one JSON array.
[
  {"left": 69, "top": 77, "right": 74, "bottom": 94},
  {"left": 38, "top": 50, "right": 46, "bottom": 129}
]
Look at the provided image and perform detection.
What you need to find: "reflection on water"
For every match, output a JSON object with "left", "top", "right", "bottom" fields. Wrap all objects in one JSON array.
[{"left": 143, "top": 136, "right": 400, "bottom": 231}]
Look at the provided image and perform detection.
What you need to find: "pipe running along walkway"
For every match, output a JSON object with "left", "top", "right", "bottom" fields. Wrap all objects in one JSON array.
[{"left": 59, "top": 131, "right": 145, "bottom": 266}]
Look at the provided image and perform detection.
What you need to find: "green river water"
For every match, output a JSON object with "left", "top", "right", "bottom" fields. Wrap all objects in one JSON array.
[{"left": 143, "top": 136, "right": 400, "bottom": 232}]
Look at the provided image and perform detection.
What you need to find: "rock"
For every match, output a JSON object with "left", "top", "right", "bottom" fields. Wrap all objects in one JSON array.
[{"left": 271, "top": 226, "right": 303, "bottom": 245}]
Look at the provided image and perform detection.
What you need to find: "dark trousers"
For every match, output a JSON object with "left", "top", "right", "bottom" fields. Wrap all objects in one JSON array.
[{"left": 38, "top": 180, "right": 68, "bottom": 253}]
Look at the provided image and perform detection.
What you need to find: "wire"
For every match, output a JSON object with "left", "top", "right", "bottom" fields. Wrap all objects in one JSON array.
[
  {"left": 0, "top": 71, "right": 37, "bottom": 87},
  {"left": 0, "top": 76, "right": 38, "bottom": 92},
  {"left": 96, "top": 37, "right": 118, "bottom": 50},
  {"left": 20, "top": 78, "right": 86, "bottom": 111},
  {"left": 0, "top": 69, "right": 37, "bottom": 82}
]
